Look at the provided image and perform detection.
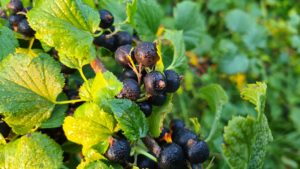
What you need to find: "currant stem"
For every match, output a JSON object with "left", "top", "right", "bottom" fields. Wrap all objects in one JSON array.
[
  {"left": 78, "top": 67, "right": 88, "bottom": 82},
  {"left": 141, "top": 136, "right": 161, "bottom": 158},
  {"left": 55, "top": 99, "right": 84, "bottom": 105},
  {"left": 28, "top": 38, "right": 35, "bottom": 51},
  {"left": 134, "top": 146, "right": 158, "bottom": 163}
]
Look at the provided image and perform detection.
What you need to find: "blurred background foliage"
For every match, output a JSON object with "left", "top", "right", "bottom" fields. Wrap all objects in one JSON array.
[{"left": 155, "top": 0, "right": 300, "bottom": 168}]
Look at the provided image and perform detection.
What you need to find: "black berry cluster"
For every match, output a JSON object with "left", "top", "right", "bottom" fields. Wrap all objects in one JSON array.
[{"left": 2, "top": 0, "right": 35, "bottom": 37}]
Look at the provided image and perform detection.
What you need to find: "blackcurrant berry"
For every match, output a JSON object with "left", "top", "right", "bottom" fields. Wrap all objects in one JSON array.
[
  {"left": 149, "top": 92, "right": 167, "bottom": 106},
  {"left": 134, "top": 42, "right": 159, "bottom": 67},
  {"left": 120, "top": 79, "right": 140, "bottom": 101},
  {"left": 115, "top": 45, "right": 133, "bottom": 67},
  {"left": 172, "top": 128, "right": 197, "bottom": 147},
  {"left": 164, "top": 70, "right": 180, "bottom": 93},
  {"left": 158, "top": 143, "right": 187, "bottom": 169},
  {"left": 105, "top": 137, "right": 131, "bottom": 164},
  {"left": 121, "top": 69, "right": 138, "bottom": 81},
  {"left": 8, "top": 14, "right": 23, "bottom": 27},
  {"left": 137, "top": 154, "right": 158, "bottom": 169},
  {"left": 115, "top": 31, "right": 133, "bottom": 46},
  {"left": 170, "top": 119, "right": 185, "bottom": 132},
  {"left": 18, "top": 19, "right": 35, "bottom": 37},
  {"left": 99, "top": 9, "right": 114, "bottom": 29},
  {"left": 144, "top": 71, "right": 166, "bottom": 95},
  {"left": 7, "top": 0, "right": 23, "bottom": 14},
  {"left": 0, "top": 119, "right": 10, "bottom": 138},
  {"left": 185, "top": 139, "right": 209, "bottom": 164},
  {"left": 93, "top": 33, "right": 117, "bottom": 51},
  {"left": 138, "top": 102, "right": 152, "bottom": 117}
]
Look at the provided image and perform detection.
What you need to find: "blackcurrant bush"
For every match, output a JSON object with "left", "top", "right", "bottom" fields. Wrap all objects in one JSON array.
[
  {"left": 7, "top": 0, "right": 23, "bottom": 13},
  {"left": 158, "top": 143, "right": 187, "bottom": 169},
  {"left": 138, "top": 102, "right": 152, "bottom": 117},
  {"left": 0, "top": 119, "right": 10, "bottom": 138},
  {"left": 120, "top": 79, "right": 140, "bottom": 101},
  {"left": 8, "top": 14, "right": 23, "bottom": 27},
  {"left": 134, "top": 42, "right": 159, "bottom": 67},
  {"left": 105, "top": 137, "right": 131, "bottom": 164},
  {"left": 18, "top": 19, "right": 35, "bottom": 37},
  {"left": 148, "top": 92, "right": 167, "bottom": 106},
  {"left": 121, "top": 69, "right": 138, "bottom": 81},
  {"left": 185, "top": 139, "right": 209, "bottom": 164},
  {"left": 137, "top": 154, "right": 158, "bottom": 169},
  {"left": 99, "top": 9, "right": 114, "bottom": 29},
  {"left": 115, "top": 45, "right": 133, "bottom": 67},
  {"left": 144, "top": 71, "right": 166, "bottom": 95},
  {"left": 164, "top": 70, "right": 180, "bottom": 93},
  {"left": 115, "top": 31, "right": 133, "bottom": 46},
  {"left": 172, "top": 128, "right": 197, "bottom": 147},
  {"left": 170, "top": 119, "right": 185, "bottom": 132},
  {"left": 93, "top": 33, "right": 117, "bottom": 51}
]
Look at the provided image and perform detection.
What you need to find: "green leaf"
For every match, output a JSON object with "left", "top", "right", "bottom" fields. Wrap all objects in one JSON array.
[
  {"left": 82, "top": 141, "right": 109, "bottom": 162},
  {"left": 197, "top": 84, "right": 228, "bottom": 142},
  {"left": 240, "top": 82, "right": 267, "bottom": 117},
  {"left": 174, "top": 1, "right": 206, "bottom": 50},
  {"left": 0, "top": 133, "right": 5, "bottom": 145},
  {"left": 40, "top": 93, "right": 68, "bottom": 129},
  {"left": 223, "top": 115, "right": 273, "bottom": 169},
  {"left": 63, "top": 102, "right": 115, "bottom": 149},
  {"left": 225, "top": 9, "right": 256, "bottom": 33},
  {"left": 129, "top": 0, "right": 163, "bottom": 41},
  {"left": 220, "top": 54, "right": 249, "bottom": 75},
  {"left": 27, "top": 0, "right": 99, "bottom": 69},
  {"left": 147, "top": 96, "right": 173, "bottom": 137},
  {"left": 98, "top": 0, "right": 127, "bottom": 23},
  {"left": 242, "top": 25, "right": 267, "bottom": 50},
  {"left": 79, "top": 71, "right": 123, "bottom": 105},
  {"left": 77, "top": 160, "right": 121, "bottom": 169},
  {"left": 0, "top": 26, "right": 18, "bottom": 61},
  {"left": 0, "top": 53, "right": 64, "bottom": 134},
  {"left": 1, "top": 132, "right": 63, "bottom": 169},
  {"left": 126, "top": 0, "right": 137, "bottom": 25},
  {"left": 105, "top": 99, "right": 148, "bottom": 141},
  {"left": 164, "top": 29, "right": 187, "bottom": 72},
  {"left": 82, "top": 0, "right": 95, "bottom": 8}
]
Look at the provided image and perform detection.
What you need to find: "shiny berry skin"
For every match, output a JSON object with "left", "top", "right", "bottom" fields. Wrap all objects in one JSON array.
[
  {"left": 93, "top": 33, "right": 117, "bottom": 51},
  {"left": 0, "top": 116, "right": 10, "bottom": 138},
  {"left": 115, "top": 31, "right": 133, "bottom": 46},
  {"left": 144, "top": 71, "right": 166, "bottom": 95},
  {"left": 170, "top": 119, "right": 185, "bottom": 132},
  {"left": 138, "top": 102, "right": 152, "bottom": 117},
  {"left": 134, "top": 42, "right": 159, "bottom": 67},
  {"left": 121, "top": 69, "right": 137, "bottom": 81},
  {"left": 105, "top": 137, "right": 131, "bottom": 164},
  {"left": 137, "top": 154, "right": 158, "bottom": 169},
  {"left": 99, "top": 9, "right": 114, "bottom": 29},
  {"left": 120, "top": 79, "right": 140, "bottom": 101},
  {"left": 18, "top": 19, "right": 35, "bottom": 37},
  {"left": 172, "top": 128, "right": 197, "bottom": 147},
  {"left": 115, "top": 45, "right": 133, "bottom": 67},
  {"left": 7, "top": 0, "right": 23, "bottom": 13},
  {"left": 8, "top": 14, "right": 23, "bottom": 26},
  {"left": 185, "top": 139, "right": 209, "bottom": 164},
  {"left": 164, "top": 70, "right": 180, "bottom": 93},
  {"left": 149, "top": 92, "right": 167, "bottom": 106},
  {"left": 158, "top": 143, "right": 187, "bottom": 169}
]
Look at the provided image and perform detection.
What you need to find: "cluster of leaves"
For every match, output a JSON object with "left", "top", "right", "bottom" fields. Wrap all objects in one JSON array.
[{"left": 0, "top": 0, "right": 285, "bottom": 169}]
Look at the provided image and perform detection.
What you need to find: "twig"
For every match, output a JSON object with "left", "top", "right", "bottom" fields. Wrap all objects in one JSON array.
[
  {"left": 90, "top": 57, "right": 107, "bottom": 73},
  {"left": 141, "top": 136, "right": 161, "bottom": 158}
]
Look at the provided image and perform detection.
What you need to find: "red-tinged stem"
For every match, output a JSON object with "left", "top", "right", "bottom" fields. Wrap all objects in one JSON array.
[
  {"left": 90, "top": 57, "right": 107, "bottom": 73},
  {"left": 142, "top": 136, "right": 161, "bottom": 158}
]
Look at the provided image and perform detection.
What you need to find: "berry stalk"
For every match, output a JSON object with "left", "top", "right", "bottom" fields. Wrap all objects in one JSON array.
[
  {"left": 141, "top": 136, "right": 161, "bottom": 158},
  {"left": 90, "top": 57, "right": 107, "bottom": 73}
]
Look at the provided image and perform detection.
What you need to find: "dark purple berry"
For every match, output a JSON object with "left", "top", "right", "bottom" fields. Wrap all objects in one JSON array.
[
  {"left": 115, "top": 31, "right": 133, "bottom": 46},
  {"left": 93, "top": 33, "right": 117, "bottom": 51},
  {"left": 172, "top": 128, "right": 197, "bottom": 147},
  {"left": 138, "top": 102, "right": 152, "bottom": 117},
  {"left": 158, "top": 143, "right": 187, "bottom": 169},
  {"left": 105, "top": 137, "right": 131, "bottom": 164},
  {"left": 115, "top": 45, "right": 133, "bottom": 67},
  {"left": 137, "top": 154, "right": 158, "bottom": 169},
  {"left": 185, "top": 139, "right": 209, "bottom": 164},
  {"left": 121, "top": 69, "right": 138, "bottom": 81},
  {"left": 134, "top": 42, "right": 159, "bottom": 67},
  {"left": 164, "top": 70, "right": 180, "bottom": 93},
  {"left": 18, "top": 19, "right": 35, "bottom": 37},
  {"left": 0, "top": 117, "right": 10, "bottom": 138},
  {"left": 120, "top": 79, "right": 140, "bottom": 101},
  {"left": 99, "top": 9, "right": 114, "bottom": 29},
  {"left": 144, "top": 71, "right": 166, "bottom": 95},
  {"left": 8, "top": 14, "right": 23, "bottom": 27},
  {"left": 7, "top": 0, "right": 23, "bottom": 14},
  {"left": 149, "top": 92, "right": 167, "bottom": 106},
  {"left": 170, "top": 119, "right": 185, "bottom": 132}
]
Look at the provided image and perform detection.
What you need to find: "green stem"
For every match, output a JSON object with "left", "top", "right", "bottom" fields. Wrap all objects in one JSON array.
[
  {"left": 55, "top": 99, "right": 84, "bottom": 105},
  {"left": 28, "top": 38, "right": 35, "bottom": 52},
  {"left": 134, "top": 146, "right": 157, "bottom": 163},
  {"left": 205, "top": 109, "right": 221, "bottom": 142},
  {"left": 78, "top": 67, "right": 88, "bottom": 82}
]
